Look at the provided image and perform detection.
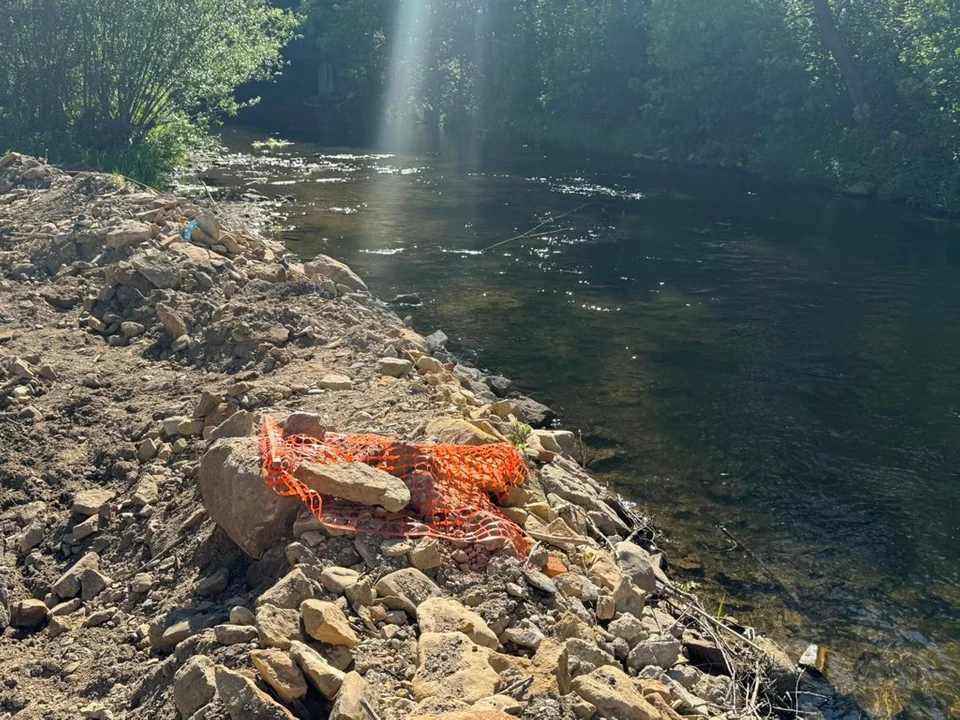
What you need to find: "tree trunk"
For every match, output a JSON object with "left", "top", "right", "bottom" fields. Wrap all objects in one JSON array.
[{"left": 810, "top": 0, "right": 867, "bottom": 115}]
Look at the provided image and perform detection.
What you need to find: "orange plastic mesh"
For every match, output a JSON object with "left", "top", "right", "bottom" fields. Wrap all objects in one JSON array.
[{"left": 260, "top": 416, "right": 532, "bottom": 556}]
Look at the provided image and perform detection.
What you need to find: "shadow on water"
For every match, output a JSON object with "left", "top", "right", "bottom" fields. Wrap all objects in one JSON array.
[{"left": 207, "top": 126, "right": 960, "bottom": 718}]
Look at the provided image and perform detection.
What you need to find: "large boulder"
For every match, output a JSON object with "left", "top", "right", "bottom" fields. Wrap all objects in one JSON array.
[
  {"left": 294, "top": 461, "right": 410, "bottom": 512},
  {"left": 303, "top": 254, "right": 368, "bottom": 292},
  {"left": 199, "top": 437, "right": 300, "bottom": 558}
]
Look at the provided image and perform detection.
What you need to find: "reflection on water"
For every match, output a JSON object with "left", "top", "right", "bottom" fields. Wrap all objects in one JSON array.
[{"left": 211, "top": 128, "right": 960, "bottom": 717}]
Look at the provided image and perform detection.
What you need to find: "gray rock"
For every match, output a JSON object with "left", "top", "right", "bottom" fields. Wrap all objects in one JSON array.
[
  {"left": 52, "top": 552, "right": 101, "bottom": 599},
  {"left": 174, "top": 655, "right": 217, "bottom": 718},
  {"left": 209, "top": 410, "right": 258, "bottom": 441},
  {"left": 214, "top": 665, "right": 296, "bottom": 720},
  {"left": 614, "top": 541, "right": 658, "bottom": 594},
  {"left": 197, "top": 568, "right": 230, "bottom": 597},
  {"left": 423, "top": 330, "right": 448, "bottom": 353},
  {"left": 121, "top": 321, "right": 146, "bottom": 339},
  {"left": 198, "top": 437, "right": 300, "bottom": 559},
  {"left": 626, "top": 638, "right": 683, "bottom": 670},
  {"left": 132, "top": 254, "right": 181, "bottom": 289},
  {"left": 512, "top": 396, "right": 556, "bottom": 428},
  {"left": 215, "top": 623, "right": 259, "bottom": 645},
  {"left": 72, "top": 489, "right": 114, "bottom": 517},
  {"left": 230, "top": 605, "right": 256, "bottom": 626},
  {"left": 294, "top": 461, "right": 410, "bottom": 512},
  {"left": 483, "top": 374, "right": 511, "bottom": 397},
  {"left": 320, "top": 567, "right": 360, "bottom": 594},
  {"left": 281, "top": 411, "right": 325, "bottom": 439},
  {"left": 131, "top": 573, "right": 155, "bottom": 594},
  {"left": 105, "top": 220, "right": 151, "bottom": 248}
]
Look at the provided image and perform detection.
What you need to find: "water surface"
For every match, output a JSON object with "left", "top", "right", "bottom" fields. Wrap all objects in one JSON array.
[{"left": 212, "top": 129, "right": 960, "bottom": 718}]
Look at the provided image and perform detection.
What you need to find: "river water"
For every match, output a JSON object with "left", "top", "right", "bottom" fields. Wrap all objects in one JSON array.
[{"left": 211, "top": 128, "right": 960, "bottom": 718}]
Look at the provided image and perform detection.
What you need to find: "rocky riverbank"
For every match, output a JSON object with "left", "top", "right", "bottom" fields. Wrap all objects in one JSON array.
[{"left": 0, "top": 153, "right": 821, "bottom": 719}]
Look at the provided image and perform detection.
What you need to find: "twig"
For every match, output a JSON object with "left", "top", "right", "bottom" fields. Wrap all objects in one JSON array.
[
  {"left": 480, "top": 204, "right": 588, "bottom": 253},
  {"left": 500, "top": 675, "right": 533, "bottom": 698},
  {"left": 360, "top": 698, "right": 382, "bottom": 720}
]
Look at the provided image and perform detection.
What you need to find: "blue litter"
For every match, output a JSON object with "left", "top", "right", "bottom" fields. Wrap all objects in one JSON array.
[{"left": 183, "top": 220, "right": 198, "bottom": 241}]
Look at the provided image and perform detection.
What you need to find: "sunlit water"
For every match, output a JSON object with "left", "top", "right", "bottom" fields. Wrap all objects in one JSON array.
[{"left": 210, "top": 128, "right": 960, "bottom": 718}]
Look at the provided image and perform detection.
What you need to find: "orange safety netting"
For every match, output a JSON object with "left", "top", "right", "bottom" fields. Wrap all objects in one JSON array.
[{"left": 260, "top": 416, "right": 532, "bottom": 556}]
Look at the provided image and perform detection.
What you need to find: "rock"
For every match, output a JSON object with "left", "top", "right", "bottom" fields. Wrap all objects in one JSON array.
[
  {"left": 566, "top": 638, "right": 617, "bottom": 676},
  {"left": 375, "top": 568, "right": 442, "bottom": 615},
  {"left": 194, "top": 390, "right": 222, "bottom": 418},
  {"left": 258, "top": 568, "right": 315, "bottom": 610},
  {"left": 197, "top": 568, "right": 230, "bottom": 597},
  {"left": 137, "top": 438, "right": 158, "bottom": 462},
  {"left": 512, "top": 397, "right": 555, "bottom": 428},
  {"left": 174, "top": 655, "right": 217, "bottom": 718},
  {"left": 197, "top": 212, "right": 221, "bottom": 241},
  {"left": 199, "top": 437, "right": 300, "bottom": 558},
  {"left": 319, "top": 374, "right": 353, "bottom": 391},
  {"left": 156, "top": 302, "right": 188, "bottom": 339},
  {"left": 413, "top": 632, "right": 500, "bottom": 704},
  {"left": 472, "top": 695, "right": 523, "bottom": 715},
  {"left": 289, "top": 640, "right": 345, "bottom": 699},
  {"left": 682, "top": 631, "right": 726, "bottom": 670},
  {"left": 609, "top": 613, "right": 647, "bottom": 646},
  {"left": 626, "top": 638, "right": 683, "bottom": 670},
  {"left": 150, "top": 613, "right": 213, "bottom": 651},
  {"left": 613, "top": 577, "right": 646, "bottom": 617},
  {"left": 377, "top": 357, "right": 413, "bottom": 377},
  {"left": 320, "top": 567, "right": 361, "bottom": 594},
  {"left": 572, "top": 666, "right": 661, "bottom": 720},
  {"left": 596, "top": 594, "right": 616, "bottom": 621},
  {"left": 423, "top": 330, "right": 448, "bottom": 353},
  {"left": 132, "top": 253, "right": 180, "bottom": 289},
  {"left": 105, "top": 220, "right": 151, "bottom": 248},
  {"left": 410, "top": 538, "right": 442, "bottom": 571},
  {"left": 132, "top": 476, "right": 159, "bottom": 506},
  {"left": 344, "top": 576, "right": 375, "bottom": 608},
  {"left": 256, "top": 604, "right": 304, "bottom": 650},
  {"left": 502, "top": 622, "right": 544, "bottom": 651},
  {"left": 614, "top": 542, "right": 658, "bottom": 594},
  {"left": 131, "top": 573, "right": 155, "bottom": 594},
  {"left": 215, "top": 623, "right": 259, "bottom": 645},
  {"left": 231, "top": 605, "right": 256, "bottom": 625},
  {"left": 209, "top": 410, "right": 258, "bottom": 441},
  {"left": 330, "top": 671, "right": 376, "bottom": 720},
  {"left": 425, "top": 418, "right": 500, "bottom": 446},
  {"left": 72, "top": 489, "right": 114, "bottom": 517},
  {"left": 251, "top": 648, "right": 308, "bottom": 703},
  {"left": 843, "top": 180, "right": 877, "bottom": 198},
  {"left": 755, "top": 635, "right": 799, "bottom": 695},
  {"left": 19, "top": 521, "right": 44, "bottom": 553},
  {"left": 12, "top": 599, "right": 48, "bottom": 628},
  {"left": 294, "top": 460, "right": 410, "bottom": 512},
  {"left": 281, "top": 411, "right": 325, "bottom": 439},
  {"left": 416, "top": 597, "right": 499, "bottom": 649},
  {"left": 416, "top": 356, "right": 444, "bottom": 374},
  {"left": 388, "top": 292, "right": 422, "bottom": 305},
  {"left": 301, "top": 599, "right": 359, "bottom": 648},
  {"left": 304, "top": 254, "right": 368, "bottom": 292},
  {"left": 215, "top": 665, "right": 297, "bottom": 720}
]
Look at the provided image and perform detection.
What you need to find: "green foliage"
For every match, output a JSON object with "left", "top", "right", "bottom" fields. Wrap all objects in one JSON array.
[
  {"left": 0, "top": 0, "right": 300, "bottom": 182},
  {"left": 508, "top": 420, "right": 532, "bottom": 451},
  {"left": 299, "top": 0, "right": 960, "bottom": 212}
]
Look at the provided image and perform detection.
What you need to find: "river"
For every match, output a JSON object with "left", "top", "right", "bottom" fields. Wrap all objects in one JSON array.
[{"left": 209, "top": 127, "right": 960, "bottom": 718}]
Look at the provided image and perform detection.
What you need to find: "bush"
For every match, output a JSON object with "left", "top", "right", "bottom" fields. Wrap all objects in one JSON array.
[{"left": 0, "top": 0, "right": 300, "bottom": 182}]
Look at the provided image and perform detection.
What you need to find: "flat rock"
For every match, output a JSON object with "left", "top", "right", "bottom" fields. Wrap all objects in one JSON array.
[
  {"left": 198, "top": 437, "right": 300, "bottom": 559},
  {"left": 282, "top": 412, "right": 325, "bottom": 439},
  {"left": 251, "top": 648, "right": 308, "bottom": 703},
  {"left": 72, "top": 489, "right": 114, "bottom": 517},
  {"left": 301, "top": 599, "right": 359, "bottom": 648},
  {"left": 320, "top": 567, "right": 361, "bottom": 594},
  {"left": 174, "top": 655, "right": 216, "bottom": 718},
  {"left": 319, "top": 374, "right": 353, "bottom": 390},
  {"left": 156, "top": 302, "right": 188, "bottom": 339},
  {"left": 215, "top": 624, "right": 259, "bottom": 645},
  {"left": 416, "top": 597, "right": 499, "bottom": 649},
  {"left": 294, "top": 460, "right": 410, "bottom": 513},
  {"left": 413, "top": 632, "right": 500, "bottom": 704},
  {"left": 572, "top": 665, "right": 661, "bottom": 720},
  {"left": 289, "top": 640, "right": 345, "bottom": 699},
  {"left": 375, "top": 568, "right": 442, "bottom": 615},
  {"left": 215, "top": 665, "right": 297, "bottom": 720},
  {"left": 425, "top": 418, "right": 500, "bottom": 446},
  {"left": 105, "top": 220, "right": 151, "bottom": 248}
]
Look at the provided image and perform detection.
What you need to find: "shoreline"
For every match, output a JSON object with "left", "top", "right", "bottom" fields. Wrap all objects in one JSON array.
[{"left": 0, "top": 152, "right": 844, "bottom": 719}]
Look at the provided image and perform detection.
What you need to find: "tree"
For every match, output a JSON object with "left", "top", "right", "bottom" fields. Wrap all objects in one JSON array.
[{"left": 809, "top": 0, "right": 867, "bottom": 114}]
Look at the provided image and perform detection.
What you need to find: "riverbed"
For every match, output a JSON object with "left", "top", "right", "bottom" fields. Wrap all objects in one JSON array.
[{"left": 208, "top": 128, "right": 960, "bottom": 718}]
